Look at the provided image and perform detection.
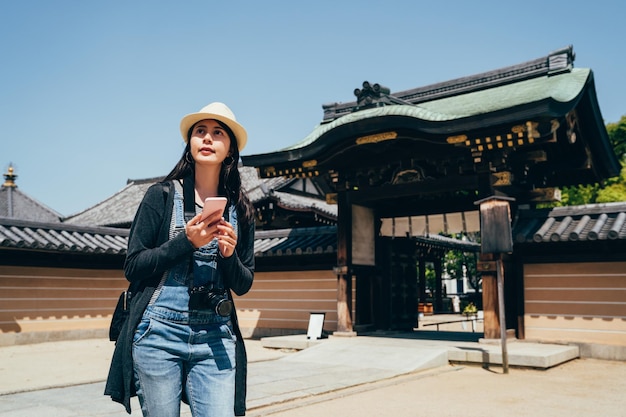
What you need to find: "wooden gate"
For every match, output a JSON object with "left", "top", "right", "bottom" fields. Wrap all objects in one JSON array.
[{"left": 374, "top": 238, "right": 418, "bottom": 330}]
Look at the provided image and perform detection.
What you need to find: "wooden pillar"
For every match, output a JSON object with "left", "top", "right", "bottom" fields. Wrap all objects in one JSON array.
[
  {"left": 334, "top": 190, "right": 354, "bottom": 334},
  {"left": 476, "top": 196, "right": 514, "bottom": 373},
  {"left": 434, "top": 255, "right": 443, "bottom": 312},
  {"left": 336, "top": 271, "right": 353, "bottom": 333},
  {"left": 479, "top": 253, "right": 499, "bottom": 339}
]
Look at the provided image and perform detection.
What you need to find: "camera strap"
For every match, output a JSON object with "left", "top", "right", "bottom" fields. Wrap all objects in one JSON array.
[
  {"left": 182, "top": 174, "right": 230, "bottom": 222},
  {"left": 182, "top": 175, "right": 230, "bottom": 293},
  {"left": 182, "top": 174, "right": 196, "bottom": 223}
]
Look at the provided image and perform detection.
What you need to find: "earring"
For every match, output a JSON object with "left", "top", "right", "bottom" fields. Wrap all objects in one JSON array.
[
  {"left": 185, "top": 151, "right": 194, "bottom": 164},
  {"left": 223, "top": 156, "right": 234, "bottom": 166}
]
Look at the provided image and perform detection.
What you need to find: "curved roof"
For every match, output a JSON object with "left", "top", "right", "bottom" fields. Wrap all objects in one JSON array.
[
  {"left": 420, "top": 68, "right": 589, "bottom": 118},
  {"left": 282, "top": 68, "right": 591, "bottom": 154},
  {"left": 270, "top": 190, "right": 336, "bottom": 219},
  {"left": 242, "top": 46, "right": 619, "bottom": 188},
  {"left": 244, "top": 71, "right": 597, "bottom": 171},
  {"left": 241, "top": 47, "right": 620, "bottom": 219}
]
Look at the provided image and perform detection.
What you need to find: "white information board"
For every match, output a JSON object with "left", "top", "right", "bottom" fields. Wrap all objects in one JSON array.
[{"left": 307, "top": 312, "right": 325, "bottom": 340}]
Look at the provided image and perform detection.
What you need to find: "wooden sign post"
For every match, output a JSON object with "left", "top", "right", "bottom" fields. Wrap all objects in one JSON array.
[{"left": 476, "top": 196, "right": 514, "bottom": 374}]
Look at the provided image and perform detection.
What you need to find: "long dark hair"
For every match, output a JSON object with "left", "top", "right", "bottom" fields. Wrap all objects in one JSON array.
[{"left": 164, "top": 120, "right": 255, "bottom": 229}]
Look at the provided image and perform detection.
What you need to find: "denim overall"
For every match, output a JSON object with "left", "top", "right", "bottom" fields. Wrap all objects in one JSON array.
[{"left": 132, "top": 182, "right": 238, "bottom": 417}]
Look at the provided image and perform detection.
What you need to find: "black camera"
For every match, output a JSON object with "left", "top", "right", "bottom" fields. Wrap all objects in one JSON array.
[
  {"left": 190, "top": 247, "right": 233, "bottom": 316},
  {"left": 189, "top": 286, "right": 233, "bottom": 317}
]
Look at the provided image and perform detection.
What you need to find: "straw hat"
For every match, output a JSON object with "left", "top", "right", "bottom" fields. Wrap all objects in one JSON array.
[{"left": 179, "top": 102, "right": 247, "bottom": 151}]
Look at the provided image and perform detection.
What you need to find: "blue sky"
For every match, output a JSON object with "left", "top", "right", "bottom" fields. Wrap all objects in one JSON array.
[{"left": 2, "top": 1, "right": 625, "bottom": 216}]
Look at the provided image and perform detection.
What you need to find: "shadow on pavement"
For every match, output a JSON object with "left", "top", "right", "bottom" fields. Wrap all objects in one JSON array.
[{"left": 362, "top": 330, "right": 484, "bottom": 343}]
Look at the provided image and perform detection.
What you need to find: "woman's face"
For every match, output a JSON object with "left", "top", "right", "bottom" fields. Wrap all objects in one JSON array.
[{"left": 189, "top": 119, "right": 232, "bottom": 167}]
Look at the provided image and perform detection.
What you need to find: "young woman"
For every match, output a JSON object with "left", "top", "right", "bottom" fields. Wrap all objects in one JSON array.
[{"left": 105, "top": 102, "right": 255, "bottom": 417}]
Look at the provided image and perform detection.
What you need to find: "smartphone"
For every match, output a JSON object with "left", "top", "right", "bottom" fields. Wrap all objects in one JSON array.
[{"left": 200, "top": 197, "right": 227, "bottom": 221}]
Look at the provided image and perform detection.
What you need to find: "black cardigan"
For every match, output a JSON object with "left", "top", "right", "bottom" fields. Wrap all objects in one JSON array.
[{"left": 104, "top": 181, "right": 255, "bottom": 415}]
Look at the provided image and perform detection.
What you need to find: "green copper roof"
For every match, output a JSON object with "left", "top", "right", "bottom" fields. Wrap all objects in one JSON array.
[
  {"left": 282, "top": 105, "right": 447, "bottom": 151},
  {"left": 282, "top": 68, "right": 591, "bottom": 152},
  {"left": 422, "top": 67, "right": 590, "bottom": 117}
]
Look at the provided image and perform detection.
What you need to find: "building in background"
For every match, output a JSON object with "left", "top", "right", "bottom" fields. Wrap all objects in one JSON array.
[{"left": 1, "top": 46, "right": 625, "bottom": 359}]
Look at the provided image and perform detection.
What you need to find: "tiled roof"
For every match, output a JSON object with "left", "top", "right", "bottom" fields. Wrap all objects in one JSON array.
[
  {"left": 0, "top": 218, "right": 129, "bottom": 255},
  {"left": 513, "top": 202, "right": 626, "bottom": 243},
  {"left": 321, "top": 46, "right": 576, "bottom": 123},
  {"left": 271, "top": 191, "right": 336, "bottom": 219},
  {"left": 10, "top": 164, "right": 337, "bottom": 257},
  {"left": 281, "top": 68, "right": 591, "bottom": 153},
  {"left": 64, "top": 177, "right": 161, "bottom": 227},
  {"left": 0, "top": 216, "right": 334, "bottom": 258},
  {"left": 254, "top": 226, "right": 336, "bottom": 257},
  {"left": 6, "top": 202, "right": 623, "bottom": 258},
  {"left": 413, "top": 234, "right": 480, "bottom": 252},
  {"left": 64, "top": 167, "right": 336, "bottom": 227},
  {"left": 240, "top": 166, "right": 292, "bottom": 203},
  {"left": 0, "top": 186, "right": 62, "bottom": 223},
  {"left": 254, "top": 227, "right": 480, "bottom": 257}
]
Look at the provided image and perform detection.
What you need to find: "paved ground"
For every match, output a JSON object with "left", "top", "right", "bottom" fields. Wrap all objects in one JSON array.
[
  {"left": 252, "top": 359, "right": 626, "bottom": 417},
  {"left": 0, "top": 338, "right": 289, "bottom": 395},
  {"left": 0, "top": 331, "right": 624, "bottom": 417},
  {"left": 0, "top": 338, "right": 291, "bottom": 416}
]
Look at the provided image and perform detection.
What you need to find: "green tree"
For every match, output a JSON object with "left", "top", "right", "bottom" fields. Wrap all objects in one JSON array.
[
  {"left": 425, "top": 266, "right": 436, "bottom": 296},
  {"left": 596, "top": 165, "right": 626, "bottom": 203},
  {"left": 559, "top": 183, "right": 599, "bottom": 206},
  {"left": 607, "top": 115, "right": 626, "bottom": 160},
  {"left": 442, "top": 232, "right": 481, "bottom": 292},
  {"left": 558, "top": 115, "right": 626, "bottom": 205}
]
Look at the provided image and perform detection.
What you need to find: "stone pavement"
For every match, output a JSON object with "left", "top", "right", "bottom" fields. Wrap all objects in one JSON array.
[
  {"left": 251, "top": 357, "right": 626, "bottom": 417},
  {"left": 0, "top": 332, "right": 582, "bottom": 416}
]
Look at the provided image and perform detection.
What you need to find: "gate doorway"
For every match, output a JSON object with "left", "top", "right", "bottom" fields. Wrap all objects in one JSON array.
[
  {"left": 242, "top": 47, "right": 620, "bottom": 338},
  {"left": 356, "top": 234, "right": 482, "bottom": 333},
  {"left": 373, "top": 237, "right": 419, "bottom": 331}
]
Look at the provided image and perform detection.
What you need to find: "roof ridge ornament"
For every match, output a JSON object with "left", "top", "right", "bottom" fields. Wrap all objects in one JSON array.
[
  {"left": 354, "top": 81, "right": 391, "bottom": 109},
  {"left": 547, "top": 44, "right": 575, "bottom": 75},
  {"left": 321, "top": 46, "right": 578, "bottom": 122},
  {"left": 2, "top": 163, "right": 17, "bottom": 188},
  {"left": 353, "top": 81, "right": 413, "bottom": 111}
]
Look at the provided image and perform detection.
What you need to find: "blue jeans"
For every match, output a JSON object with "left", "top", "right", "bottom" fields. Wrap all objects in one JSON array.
[{"left": 133, "top": 307, "right": 236, "bottom": 417}]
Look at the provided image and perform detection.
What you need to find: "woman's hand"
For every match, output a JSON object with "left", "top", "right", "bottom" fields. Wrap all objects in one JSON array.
[
  {"left": 185, "top": 211, "right": 222, "bottom": 249},
  {"left": 216, "top": 219, "right": 238, "bottom": 258},
  {"left": 185, "top": 212, "right": 237, "bottom": 257}
]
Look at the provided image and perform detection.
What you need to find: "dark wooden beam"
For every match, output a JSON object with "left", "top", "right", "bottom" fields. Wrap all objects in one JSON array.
[{"left": 349, "top": 175, "right": 480, "bottom": 203}]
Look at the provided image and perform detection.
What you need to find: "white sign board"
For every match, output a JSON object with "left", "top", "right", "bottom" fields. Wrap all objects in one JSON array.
[{"left": 307, "top": 313, "right": 325, "bottom": 340}]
